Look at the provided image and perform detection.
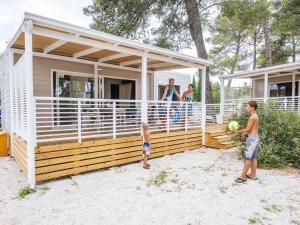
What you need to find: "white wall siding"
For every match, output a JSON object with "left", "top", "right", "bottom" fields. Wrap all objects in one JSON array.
[
  {"left": 0, "top": 50, "right": 11, "bottom": 132},
  {"left": 31, "top": 56, "right": 153, "bottom": 100}
]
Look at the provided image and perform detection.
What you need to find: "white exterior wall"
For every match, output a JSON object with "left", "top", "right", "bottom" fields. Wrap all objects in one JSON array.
[
  {"left": 30, "top": 56, "right": 153, "bottom": 100},
  {"left": 0, "top": 50, "right": 11, "bottom": 132},
  {"left": 253, "top": 74, "right": 300, "bottom": 98},
  {"left": 153, "top": 71, "right": 192, "bottom": 100}
]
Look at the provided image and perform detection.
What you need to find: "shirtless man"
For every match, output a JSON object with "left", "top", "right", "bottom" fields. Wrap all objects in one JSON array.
[{"left": 235, "top": 101, "right": 259, "bottom": 183}]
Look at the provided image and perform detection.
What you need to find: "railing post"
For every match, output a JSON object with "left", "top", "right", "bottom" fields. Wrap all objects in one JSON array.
[
  {"left": 77, "top": 100, "right": 81, "bottom": 143},
  {"left": 113, "top": 101, "right": 116, "bottom": 138},
  {"left": 264, "top": 72, "right": 268, "bottom": 103},
  {"left": 201, "top": 67, "right": 206, "bottom": 146},
  {"left": 201, "top": 103, "right": 206, "bottom": 145},
  {"left": 166, "top": 103, "right": 170, "bottom": 133},
  {"left": 220, "top": 78, "right": 225, "bottom": 123},
  {"left": 284, "top": 97, "right": 287, "bottom": 110},
  {"left": 185, "top": 102, "right": 188, "bottom": 131}
]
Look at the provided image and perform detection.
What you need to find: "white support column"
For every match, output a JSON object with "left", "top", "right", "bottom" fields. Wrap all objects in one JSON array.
[
  {"left": 23, "top": 20, "right": 36, "bottom": 188},
  {"left": 77, "top": 100, "right": 82, "bottom": 143},
  {"left": 201, "top": 68, "right": 206, "bottom": 145},
  {"left": 113, "top": 101, "right": 116, "bottom": 138},
  {"left": 141, "top": 55, "right": 148, "bottom": 123},
  {"left": 220, "top": 78, "right": 225, "bottom": 124},
  {"left": 264, "top": 72, "right": 268, "bottom": 103},
  {"left": 292, "top": 73, "right": 296, "bottom": 108},
  {"left": 94, "top": 64, "right": 98, "bottom": 99},
  {"left": 8, "top": 50, "right": 14, "bottom": 157},
  {"left": 252, "top": 80, "right": 255, "bottom": 98}
]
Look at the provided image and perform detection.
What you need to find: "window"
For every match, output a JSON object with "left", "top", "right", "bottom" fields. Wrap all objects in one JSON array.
[
  {"left": 269, "top": 81, "right": 299, "bottom": 97},
  {"left": 53, "top": 71, "right": 94, "bottom": 98},
  {"left": 52, "top": 71, "right": 95, "bottom": 126}
]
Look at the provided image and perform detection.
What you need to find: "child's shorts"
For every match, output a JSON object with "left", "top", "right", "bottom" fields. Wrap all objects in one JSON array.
[
  {"left": 143, "top": 143, "right": 151, "bottom": 156},
  {"left": 245, "top": 134, "right": 259, "bottom": 160}
]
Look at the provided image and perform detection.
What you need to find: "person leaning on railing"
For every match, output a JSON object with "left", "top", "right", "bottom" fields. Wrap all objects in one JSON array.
[
  {"left": 160, "top": 78, "right": 181, "bottom": 102},
  {"left": 182, "top": 84, "right": 194, "bottom": 116},
  {"left": 159, "top": 78, "right": 182, "bottom": 129}
]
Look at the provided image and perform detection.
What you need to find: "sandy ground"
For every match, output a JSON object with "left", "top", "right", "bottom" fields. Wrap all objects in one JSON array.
[{"left": 0, "top": 148, "right": 300, "bottom": 225}]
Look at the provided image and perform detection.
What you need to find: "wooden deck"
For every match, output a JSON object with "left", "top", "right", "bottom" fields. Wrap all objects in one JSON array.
[
  {"left": 12, "top": 134, "right": 28, "bottom": 175},
  {"left": 35, "top": 129, "right": 202, "bottom": 182}
]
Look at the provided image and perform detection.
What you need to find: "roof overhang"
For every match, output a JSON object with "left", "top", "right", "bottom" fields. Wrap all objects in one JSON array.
[
  {"left": 219, "top": 62, "right": 300, "bottom": 80},
  {"left": 8, "top": 12, "right": 212, "bottom": 72}
]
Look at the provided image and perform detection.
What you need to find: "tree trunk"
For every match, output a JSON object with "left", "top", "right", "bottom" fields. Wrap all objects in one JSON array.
[
  {"left": 184, "top": 0, "right": 213, "bottom": 103},
  {"left": 263, "top": 19, "right": 272, "bottom": 67},
  {"left": 226, "top": 31, "right": 242, "bottom": 88},
  {"left": 253, "top": 30, "right": 257, "bottom": 70},
  {"left": 292, "top": 36, "right": 296, "bottom": 62}
]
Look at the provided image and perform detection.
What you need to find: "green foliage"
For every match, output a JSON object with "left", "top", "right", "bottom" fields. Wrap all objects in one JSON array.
[
  {"left": 208, "top": 1, "right": 268, "bottom": 77},
  {"left": 192, "top": 74, "right": 201, "bottom": 102},
  {"left": 18, "top": 186, "right": 36, "bottom": 199},
  {"left": 147, "top": 170, "right": 169, "bottom": 187},
  {"left": 230, "top": 102, "right": 300, "bottom": 168},
  {"left": 212, "top": 82, "right": 220, "bottom": 103},
  {"left": 83, "top": 0, "right": 194, "bottom": 50}
]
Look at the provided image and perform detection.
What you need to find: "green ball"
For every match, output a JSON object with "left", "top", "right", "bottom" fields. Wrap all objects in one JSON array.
[{"left": 228, "top": 121, "right": 239, "bottom": 131}]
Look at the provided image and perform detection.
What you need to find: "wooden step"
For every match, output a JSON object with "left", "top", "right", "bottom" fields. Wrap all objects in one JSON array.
[
  {"left": 207, "top": 130, "right": 228, "bottom": 137},
  {"left": 212, "top": 134, "right": 232, "bottom": 142},
  {"left": 218, "top": 140, "right": 242, "bottom": 149}
]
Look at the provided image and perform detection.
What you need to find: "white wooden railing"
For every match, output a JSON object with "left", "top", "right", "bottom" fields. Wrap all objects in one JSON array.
[
  {"left": 147, "top": 100, "right": 202, "bottom": 132},
  {"left": 206, "top": 96, "right": 300, "bottom": 124},
  {"left": 34, "top": 97, "right": 202, "bottom": 144}
]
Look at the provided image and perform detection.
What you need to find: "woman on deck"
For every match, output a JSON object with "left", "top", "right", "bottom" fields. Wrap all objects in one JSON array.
[{"left": 182, "top": 84, "right": 194, "bottom": 116}]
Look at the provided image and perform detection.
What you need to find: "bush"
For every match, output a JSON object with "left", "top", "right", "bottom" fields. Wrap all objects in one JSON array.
[{"left": 230, "top": 102, "right": 300, "bottom": 168}]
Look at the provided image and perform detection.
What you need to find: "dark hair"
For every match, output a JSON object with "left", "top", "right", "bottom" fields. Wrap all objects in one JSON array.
[
  {"left": 169, "top": 78, "right": 175, "bottom": 82},
  {"left": 188, "top": 84, "right": 193, "bottom": 88},
  {"left": 248, "top": 101, "right": 258, "bottom": 110}
]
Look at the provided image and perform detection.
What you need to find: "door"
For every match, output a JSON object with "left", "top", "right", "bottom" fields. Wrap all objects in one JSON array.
[{"left": 111, "top": 84, "right": 120, "bottom": 99}]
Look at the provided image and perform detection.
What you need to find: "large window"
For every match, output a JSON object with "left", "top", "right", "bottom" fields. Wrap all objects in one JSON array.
[
  {"left": 53, "top": 71, "right": 94, "bottom": 98},
  {"left": 269, "top": 81, "right": 299, "bottom": 97}
]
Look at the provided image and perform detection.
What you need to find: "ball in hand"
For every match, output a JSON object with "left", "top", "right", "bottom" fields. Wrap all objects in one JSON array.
[{"left": 228, "top": 121, "right": 239, "bottom": 132}]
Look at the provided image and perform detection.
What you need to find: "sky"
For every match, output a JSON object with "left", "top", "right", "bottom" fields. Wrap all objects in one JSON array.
[{"left": 0, "top": 0, "right": 249, "bottom": 86}]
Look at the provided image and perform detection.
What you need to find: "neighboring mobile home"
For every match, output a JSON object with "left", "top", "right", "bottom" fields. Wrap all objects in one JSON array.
[{"left": 0, "top": 13, "right": 211, "bottom": 187}]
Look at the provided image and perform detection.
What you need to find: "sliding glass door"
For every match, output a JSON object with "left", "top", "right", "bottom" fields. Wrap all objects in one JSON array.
[{"left": 53, "top": 71, "right": 95, "bottom": 98}]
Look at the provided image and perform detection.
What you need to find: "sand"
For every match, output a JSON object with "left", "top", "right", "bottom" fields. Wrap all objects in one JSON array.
[{"left": 0, "top": 148, "right": 299, "bottom": 225}]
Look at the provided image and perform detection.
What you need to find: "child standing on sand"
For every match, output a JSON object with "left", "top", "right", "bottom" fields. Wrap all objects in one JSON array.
[
  {"left": 235, "top": 101, "right": 260, "bottom": 183},
  {"left": 141, "top": 122, "right": 151, "bottom": 169}
]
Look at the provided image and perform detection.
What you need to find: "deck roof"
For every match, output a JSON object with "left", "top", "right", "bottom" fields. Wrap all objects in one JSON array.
[
  {"left": 219, "top": 62, "right": 300, "bottom": 80},
  {"left": 8, "top": 12, "right": 212, "bottom": 72}
]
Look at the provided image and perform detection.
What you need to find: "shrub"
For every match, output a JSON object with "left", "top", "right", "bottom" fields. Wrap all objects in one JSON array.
[{"left": 230, "top": 102, "right": 300, "bottom": 168}]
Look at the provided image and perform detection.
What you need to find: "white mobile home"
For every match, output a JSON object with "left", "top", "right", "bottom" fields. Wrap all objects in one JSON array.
[{"left": 0, "top": 13, "right": 211, "bottom": 187}]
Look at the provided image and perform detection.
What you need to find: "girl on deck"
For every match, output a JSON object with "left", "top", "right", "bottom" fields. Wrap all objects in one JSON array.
[{"left": 182, "top": 84, "right": 194, "bottom": 115}]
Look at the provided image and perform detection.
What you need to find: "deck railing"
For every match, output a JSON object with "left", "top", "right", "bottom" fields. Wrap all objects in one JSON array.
[
  {"left": 34, "top": 97, "right": 202, "bottom": 144},
  {"left": 147, "top": 100, "right": 202, "bottom": 132},
  {"left": 206, "top": 96, "right": 300, "bottom": 124}
]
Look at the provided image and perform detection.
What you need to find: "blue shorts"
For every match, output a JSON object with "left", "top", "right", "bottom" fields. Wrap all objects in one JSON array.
[
  {"left": 245, "top": 135, "right": 259, "bottom": 160},
  {"left": 143, "top": 143, "right": 151, "bottom": 156}
]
